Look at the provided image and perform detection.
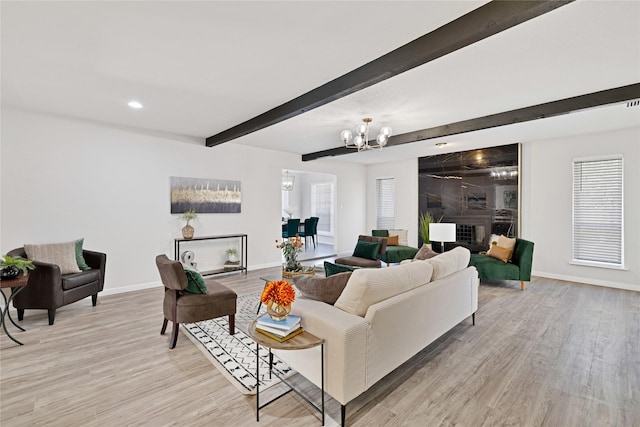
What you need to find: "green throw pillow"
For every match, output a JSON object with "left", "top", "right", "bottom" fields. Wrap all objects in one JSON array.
[
  {"left": 75, "top": 238, "right": 91, "bottom": 271},
  {"left": 324, "top": 261, "right": 356, "bottom": 277},
  {"left": 353, "top": 240, "right": 381, "bottom": 260},
  {"left": 183, "top": 266, "right": 207, "bottom": 294},
  {"left": 371, "top": 230, "right": 389, "bottom": 237}
]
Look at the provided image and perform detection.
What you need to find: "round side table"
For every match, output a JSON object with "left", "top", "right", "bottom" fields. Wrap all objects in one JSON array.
[
  {"left": 0, "top": 274, "right": 30, "bottom": 346},
  {"left": 247, "top": 318, "right": 325, "bottom": 425}
]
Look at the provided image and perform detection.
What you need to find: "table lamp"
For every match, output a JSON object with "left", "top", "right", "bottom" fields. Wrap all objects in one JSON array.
[{"left": 429, "top": 223, "right": 457, "bottom": 253}]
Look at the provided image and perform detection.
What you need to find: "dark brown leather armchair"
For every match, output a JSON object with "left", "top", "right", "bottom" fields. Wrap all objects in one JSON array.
[{"left": 7, "top": 247, "right": 106, "bottom": 325}]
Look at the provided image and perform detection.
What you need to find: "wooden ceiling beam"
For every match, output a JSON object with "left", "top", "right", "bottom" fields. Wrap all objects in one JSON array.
[
  {"left": 206, "top": 0, "right": 573, "bottom": 147},
  {"left": 301, "top": 83, "right": 640, "bottom": 161}
]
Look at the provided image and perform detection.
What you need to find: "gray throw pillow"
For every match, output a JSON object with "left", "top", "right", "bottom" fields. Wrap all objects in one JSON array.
[
  {"left": 24, "top": 241, "right": 81, "bottom": 275},
  {"left": 414, "top": 244, "right": 438, "bottom": 261},
  {"left": 293, "top": 272, "right": 352, "bottom": 305}
]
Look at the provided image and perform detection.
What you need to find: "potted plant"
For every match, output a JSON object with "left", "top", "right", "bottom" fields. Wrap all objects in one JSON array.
[
  {"left": 181, "top": 208, "right": 197, "bottom": 239},
  {"left": 419, "top": 211, "right": 441, "bottom": 247},
  {"left": 0, "top": 254, "right": 35, "bottom": 280},
  {"left": 225, "top": 248, "right": 239, "bottom": 263}
]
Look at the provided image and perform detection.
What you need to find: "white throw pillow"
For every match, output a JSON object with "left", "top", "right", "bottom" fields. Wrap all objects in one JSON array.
[
  {"left": 387, "top": 229, "right": 408, "bottom": 246},
  {"left": 334, "top": 260, "right": 433, "bottom": 317},
  {"left": 24, "top": 241, "right": 81, "bottom": 275},
  {"left": 488, "top": 234, "right": 501, "bottom": 250},
  {"left": 426, "top": 246, "right": 470, "bottom": 281},
  {"left": 497, "top": 235, "right": 516, "bottom": 251}
]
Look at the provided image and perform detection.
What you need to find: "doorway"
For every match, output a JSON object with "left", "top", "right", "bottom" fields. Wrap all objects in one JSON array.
[{"left": 281, "top": 169, "right": 336, "bottom": 261}]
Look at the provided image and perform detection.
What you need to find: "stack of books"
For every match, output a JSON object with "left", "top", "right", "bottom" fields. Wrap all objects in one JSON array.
[
  {"left": 255, "top": 314, "right": 303, "bottom": 342},
  {"left": 224, "top": 261, "right": 241, "bottom": 271}
]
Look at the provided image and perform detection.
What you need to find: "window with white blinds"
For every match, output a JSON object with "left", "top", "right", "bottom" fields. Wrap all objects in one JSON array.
[
  {"left": 376, "top": 178, "right": 395, "bottom": 229},
  {"left": 572, "top": 155, "right": 624, "bottom": 267},
  {"left": 311, "top": 183, "right": 333, "bottom": 235}
]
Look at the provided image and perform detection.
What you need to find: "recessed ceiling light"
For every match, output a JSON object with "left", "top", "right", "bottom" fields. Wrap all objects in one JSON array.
[
  {"left": 435, "top": 142, "right": 447, "bottom": 148},
  {"left": 128, "top": 100, "right": 143, "bottom": 109}
]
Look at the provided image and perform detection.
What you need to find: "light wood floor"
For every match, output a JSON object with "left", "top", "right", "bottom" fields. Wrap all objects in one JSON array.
[{"left": 1, "top": 268, "right": 638, "bottom": 426}]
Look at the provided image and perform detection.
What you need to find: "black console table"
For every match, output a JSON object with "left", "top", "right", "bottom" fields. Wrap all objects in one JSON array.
[{"left": 174, "top": 234, "right": 248, "bottom": 276}]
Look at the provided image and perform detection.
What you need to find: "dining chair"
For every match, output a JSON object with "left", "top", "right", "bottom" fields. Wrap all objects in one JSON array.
[
  {"left": 282, "top": 218, "right": 300, "bottom": 239},
  {"left": 299, "top": 217, "right": 319, "bottom": 248}
]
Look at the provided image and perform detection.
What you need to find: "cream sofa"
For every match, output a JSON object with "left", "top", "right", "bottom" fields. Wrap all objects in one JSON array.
[{"left": 275, "top": 247, "right": 478, "bottom": 426}]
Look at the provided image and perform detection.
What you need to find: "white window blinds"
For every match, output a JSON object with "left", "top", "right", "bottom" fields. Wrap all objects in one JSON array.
[
  {"left": 376, "top": 178, "right": 395, "bottom": 229},
  {"left": 572, "top": 156, "right": 624, "bottom": 267},
  {"left": 311, "top": 183, "right": 333, "bottom": 234}
]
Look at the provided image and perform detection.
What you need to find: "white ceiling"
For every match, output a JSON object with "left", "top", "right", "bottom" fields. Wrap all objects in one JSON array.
[{"left": 2, "top": 1, "right": 639, "bottom": 165}]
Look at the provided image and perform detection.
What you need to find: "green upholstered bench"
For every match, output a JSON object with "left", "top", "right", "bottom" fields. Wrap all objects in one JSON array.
[
  {"left": 381, "top": 246, "right": 419, "bottom": 264},
  {"left": 371, "top": 229, "right": 419, "bottom": 264},
  {"left": 468, "top": 238, "right": 534, "bottom": 291}
]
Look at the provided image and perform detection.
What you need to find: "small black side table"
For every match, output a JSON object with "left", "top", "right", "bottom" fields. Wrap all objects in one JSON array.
[{"left": 0, "top": 274, "right": 30, "bottom": 346}]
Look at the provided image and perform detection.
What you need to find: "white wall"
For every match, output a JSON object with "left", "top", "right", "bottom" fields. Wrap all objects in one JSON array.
[
  {"left": 522, "top": 127, "right": 639, "bottom": 291},
  {"left": 365, "top": 128, "right": 639, "bottom": 291},
  {"left": 0, "top": 109, "right": 365, "bottom": 293},
  {"left": 365, "top": 158, "right": 419, "bottom": 247}
]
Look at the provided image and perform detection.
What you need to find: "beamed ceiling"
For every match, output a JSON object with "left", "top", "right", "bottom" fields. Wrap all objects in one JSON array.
[{"left": 2, "top": 1, "right": 639, "bottom": 165}]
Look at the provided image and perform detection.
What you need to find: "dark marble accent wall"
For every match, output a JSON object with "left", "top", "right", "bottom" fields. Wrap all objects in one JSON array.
[{"left": 418, "top": 143, "right": 520, "bottom": 253}]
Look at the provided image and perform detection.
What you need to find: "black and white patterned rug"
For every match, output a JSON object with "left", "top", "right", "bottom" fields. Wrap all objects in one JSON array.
[{"left": 182, "top": 292, "right": 294, "bottom": 395}]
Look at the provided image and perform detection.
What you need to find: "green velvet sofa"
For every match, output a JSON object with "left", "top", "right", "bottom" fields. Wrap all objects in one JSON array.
[
  {"left": 468, "top": 238, "right": 534, "bottom": 291},
  {"left": 371, "top": 229, "right": 419, "bottom": 264}
]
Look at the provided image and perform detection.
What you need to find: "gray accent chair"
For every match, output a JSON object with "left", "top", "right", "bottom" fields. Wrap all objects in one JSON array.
[{"left": 155, "top": 254, "right": 237, "bottom": 349}]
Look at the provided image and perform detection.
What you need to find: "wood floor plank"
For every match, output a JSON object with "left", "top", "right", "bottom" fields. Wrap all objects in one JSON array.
[{"left": 2, "top": 270, "right": 639, "bottom": 426}]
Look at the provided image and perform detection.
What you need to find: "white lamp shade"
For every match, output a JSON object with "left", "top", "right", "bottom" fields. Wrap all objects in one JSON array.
[{"left": 429, "top": 223, "right": 456, "bottom": 242}]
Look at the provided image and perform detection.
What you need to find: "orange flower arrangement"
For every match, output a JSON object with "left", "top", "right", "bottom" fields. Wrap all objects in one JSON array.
[{"left": 260, "top": 280, "right": 296, "bottom": 306}]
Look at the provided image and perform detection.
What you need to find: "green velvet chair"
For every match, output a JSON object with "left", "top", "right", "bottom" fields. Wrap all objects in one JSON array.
[
  {"left": 372, "top": 229, "right": 419, "bottom": 264},
  {"left": 468, "top": 238, "right": 534, "bottom": 291},
  {"left": 282, "top": 218, "right": 300, "bottom": 239},
  {"left": 299, "top": 217, "right": 319, "bottom": 248}
]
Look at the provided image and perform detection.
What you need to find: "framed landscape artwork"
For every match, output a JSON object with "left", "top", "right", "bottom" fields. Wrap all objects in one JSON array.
[
  {"left": 467, "top": 193, "right": 487, "bottom": 210},
  {"left": 170, "top": 176, "right": 241, "bottom": 214}
]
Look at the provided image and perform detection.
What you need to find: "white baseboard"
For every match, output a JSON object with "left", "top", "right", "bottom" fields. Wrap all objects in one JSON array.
[
  {"left": 100, "top": 280, "right": 162, "bottom": 296},
  {"left": 532, "top": 270, "right": 639, "bottom": 292}
]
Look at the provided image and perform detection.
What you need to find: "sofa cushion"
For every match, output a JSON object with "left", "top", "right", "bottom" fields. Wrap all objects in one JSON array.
[
  {"left": 61, "top": 269, "right": 101, "bottom": 291},
  {"left": 388, "top": 229, "right": 408, "bottom": 246},
  {"left": 75, "top": 238, "right": 91, "bottom": 271},
  {"left": 324, "top": 261, "right": 356, "bottom": 277},
  {"left": 25, "top": 241, "right": 81, "bottom": 275},
  {"left": 413, "top": 244, "right": 438, "bottom": 260},
  {"left": 333, "top": 256, "right": 381, "bottom": 268},
  {"left": 293, "top": 272, "right": 352, "bottom": 305},
  {"left": 334, "top": 261, "right": 433, "bottom": 317},
  {"left": 353, "top": 240, "right": 381, "bottom": 260},
  {"left": 426, "top": 246, "right": 471, "bottom": 281},
  {"left": 371, "top": 230, "right": 389, "bottom": 237},
  {"left": 469, "top": 253, "right": 521, "bottom": 280},
  {"left": 386, "top": 235, "right": 399, "bottom": 246}
]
